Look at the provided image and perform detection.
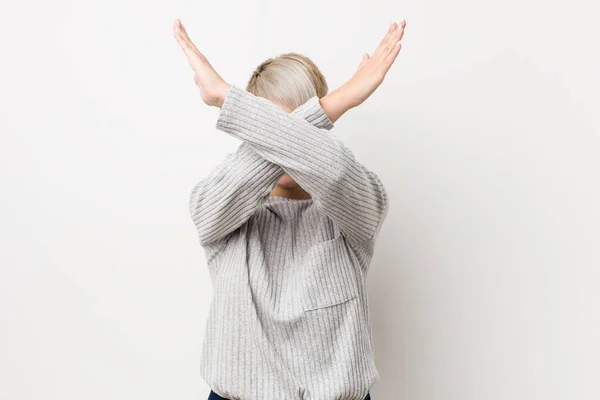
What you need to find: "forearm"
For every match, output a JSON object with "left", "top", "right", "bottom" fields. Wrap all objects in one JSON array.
[
  {"left": 190, "top": 92, "right": 335, "bottom": 248},
  {"left": 189, "top": 142, "right": 284, "bottom": 247},
  {"left": 216, "top": 84, "right": 388, "bottom": 245},
  {"left": 218, "top": 82, "right": 355, "bottom": 124}
]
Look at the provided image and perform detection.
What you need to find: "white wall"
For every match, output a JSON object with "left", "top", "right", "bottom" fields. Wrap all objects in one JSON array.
[{"left": 1, "top": 1, "right": 598, "bottom": 399}]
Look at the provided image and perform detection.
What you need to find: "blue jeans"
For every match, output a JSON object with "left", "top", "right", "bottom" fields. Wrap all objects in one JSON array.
[{"left": 208, "top": 390, "right": 371, "bottom": 400}]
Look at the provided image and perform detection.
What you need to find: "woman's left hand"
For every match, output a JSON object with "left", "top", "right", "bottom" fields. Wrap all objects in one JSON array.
[
  {"left": 343, "top": 19, "right": 406, "bottom": 108},
  {"left": 173, "top": 19, "right": 231, "bottom": 108},
  {"left": 319, "top": 19, "right": 406, "bottom": 123}
]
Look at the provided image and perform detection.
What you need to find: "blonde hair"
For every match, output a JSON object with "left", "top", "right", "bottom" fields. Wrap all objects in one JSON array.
[{"left": 245, "top": 52, "right": 329, "bottom": 111}]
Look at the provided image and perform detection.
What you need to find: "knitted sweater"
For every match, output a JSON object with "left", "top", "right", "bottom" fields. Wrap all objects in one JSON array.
[{"left": 189, "top": 84, "right": 389, "bottom": 400}]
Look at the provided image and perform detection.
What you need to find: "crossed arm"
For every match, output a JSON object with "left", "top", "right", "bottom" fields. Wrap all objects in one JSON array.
[
  {"left": 189, "top": 92, "right": 340, "bottom": 248},
  {"left": 176, "top": 18, "right": 406, "bottom": 249}
]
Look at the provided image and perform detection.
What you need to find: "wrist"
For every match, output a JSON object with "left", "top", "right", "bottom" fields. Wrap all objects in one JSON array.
[
  {"left": 334, "top": 84, "right": 359, "bottom": 110},
  {"left": 339, "top": 78, "right": 365, "bottom": 109},
  {"left": 320, "top": 85, "right": 356, "bottom": 123},
  {"left": 215, "top": 82, "right": 232, "bottom": 109}
]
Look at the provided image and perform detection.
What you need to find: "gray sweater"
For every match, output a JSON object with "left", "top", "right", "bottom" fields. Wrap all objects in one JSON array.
[{"left": 189, "top": 84, "right": 389, "bottom": 400}]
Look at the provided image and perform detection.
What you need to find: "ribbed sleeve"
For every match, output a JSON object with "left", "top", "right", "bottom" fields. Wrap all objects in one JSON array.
[
  {"left": 216, "top": 84, "right": 389, "bottom": 246},
  {"left": 284, "top": 95, "right": 335, "bottom": 130},
  {"left": 189, "top": 92, "right": 335, "bottom": 249}
]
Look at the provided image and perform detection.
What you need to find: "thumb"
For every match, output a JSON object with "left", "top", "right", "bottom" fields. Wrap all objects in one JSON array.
[{"left": 357, "top": 53, "right": 370, "bottom": 70}]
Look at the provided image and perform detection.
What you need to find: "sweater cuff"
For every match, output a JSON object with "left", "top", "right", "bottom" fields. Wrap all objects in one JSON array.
[
  {"left": 291, "top": 96, "right": 335, "bottom": 130},
  {"left": 216, "top": 84, "right": 245, "bottom": 131},
  {"left": 217, "top": 84, "right": 335, "bottom": 131}
]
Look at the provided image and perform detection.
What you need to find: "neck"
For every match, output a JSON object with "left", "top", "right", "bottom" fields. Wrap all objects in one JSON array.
[{"left": 269, "top": 185, "right": 312, "bottom": 200}]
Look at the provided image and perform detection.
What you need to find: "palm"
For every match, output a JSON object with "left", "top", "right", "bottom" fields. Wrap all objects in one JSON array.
[
  {"left": 173, "top": 19, "right": 230, "bottom": 108},
  {"left": 348, "top": 20, "right": 406, "bottom": 107}
]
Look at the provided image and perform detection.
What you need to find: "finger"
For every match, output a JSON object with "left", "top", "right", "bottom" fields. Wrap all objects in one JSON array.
[
  {"left": 378, "top": 19, "right": 406, "bottom": 58},
  {"left": 174, "top": 29, "right": 206, "bottom": 66},
  {"left": 173, "top": 20, "right": 190, "bottom": 49},
  {"left": 174, "top": 19, "right": 202, "bottom": 55},
  {"left": 393, "top": 20, "right": 406, "bottom": 43},
  {"left": 373, "top": 21, "right": 399, "bottom": 58},
  {"left": 173, "top": 19, "right": 189, "bottom": 44},
  {"left": 174, "top": 31, "right": 195, "bottom": 57},
  {"left": 177, "top": 20, "right": 192, "bottom": 42},
  {"left": 382, "top": 41, "right": 402, "bottom": 70},
  {"left": 386, "top": 20, "right": 406, "bottom": 49},
  {"left": 381, "top": 21, "right": 398, "bottom": 46}
]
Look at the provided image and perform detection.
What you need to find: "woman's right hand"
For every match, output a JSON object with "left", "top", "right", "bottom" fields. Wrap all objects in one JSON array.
[
  {"left": 173, "top": 19, "right": 231, "bottom": 108},
  {"left": 344, "top": 19, "right": 406, "bottom": 108}
]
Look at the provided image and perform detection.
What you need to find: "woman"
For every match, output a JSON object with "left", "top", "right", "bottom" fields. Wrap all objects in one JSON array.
[{"left": 174, "top": 18, "right": 406, "bottom": 400}]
